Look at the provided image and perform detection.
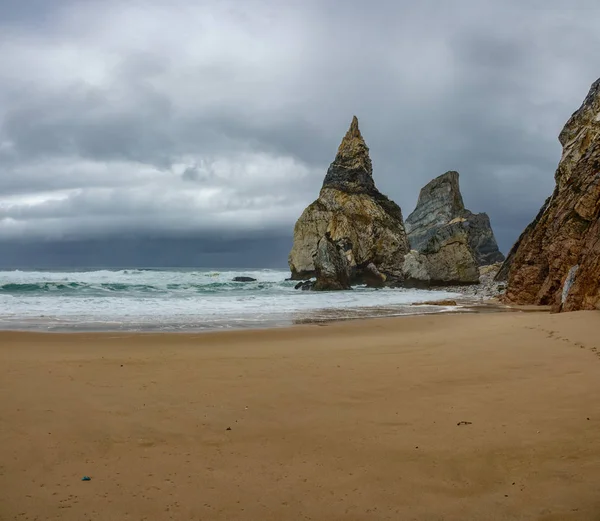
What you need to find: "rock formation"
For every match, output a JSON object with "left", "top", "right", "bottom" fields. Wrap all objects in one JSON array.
[
  {"left": 311, "top": 233, "right": 352, "bottom": 291},
  {"left": 401, "top": 171, "right": 503, "bottom": 286},
  {"left": 405, "top": 171, "right": 505, "bottom": 266},
  {"left": 361, "top": 263, "right": 386, "bottom": 288},
  {"left": 289, "top": 116, "right": 410, "bottom": 288},
  {"left": 498, "top": 78, "right": 600, "bottom": 311},
  {"left": 402, "top": 227, "right": 480, "bottom": 286}
]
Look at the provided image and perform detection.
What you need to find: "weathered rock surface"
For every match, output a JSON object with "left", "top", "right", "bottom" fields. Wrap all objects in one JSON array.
[
  {"left": 289, "top": 116, "right": 410, "bottom": 287},
  {"left": 402, "top": 225, "right": 480, "bottom": 286},
  {"left": 405, "top": 171, "right": 505, "bottom": 266},
  {"left": 499, "top": 78, "right": 600, "bottom": 311},
  {"left": 311, "top": 233, "right": 352, "bottom": 291}
]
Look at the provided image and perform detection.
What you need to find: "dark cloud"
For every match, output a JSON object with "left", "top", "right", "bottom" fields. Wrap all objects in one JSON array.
[
  {"left": 1, "top": 0, "right": 600, "bottom": 267},
  {"left": 0, "top": 234, "right": 292, "bottom": 269}
]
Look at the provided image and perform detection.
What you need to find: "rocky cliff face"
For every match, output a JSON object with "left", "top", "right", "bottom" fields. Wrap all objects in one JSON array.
[
  {"left": 289, "top": 116, "right": 410, "bottom": 286},
  {"left": 402, "top": 224, "right": 480, "bottom": 286},
  {"left": 499, "top": 78, "right": 600, "bottom": 311},
  {"left": 405, "top": 171, "right": 505, "bottom": 266}
]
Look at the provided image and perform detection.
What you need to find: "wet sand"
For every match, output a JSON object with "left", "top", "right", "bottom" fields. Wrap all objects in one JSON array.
[{"left": 1, "top": 311, "right": 600, "bottom": 520}]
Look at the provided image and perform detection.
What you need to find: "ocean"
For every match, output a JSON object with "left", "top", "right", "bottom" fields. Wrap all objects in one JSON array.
[{"left": 0, "top": 268, "right": 462, "bottom": 332}]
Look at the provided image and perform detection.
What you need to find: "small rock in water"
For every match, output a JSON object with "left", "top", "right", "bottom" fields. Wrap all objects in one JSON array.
[
  {"left": 294, "top": 280, "right": 314, "bottom": 291},
  {"left": 232, "top": 276, "right": 256, "bottom": 282}
]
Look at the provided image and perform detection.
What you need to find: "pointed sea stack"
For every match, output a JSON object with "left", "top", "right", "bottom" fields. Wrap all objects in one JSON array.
[
  {"left": 288, "top": 116, "right": 410, "bottom": 288},
  {"left": 321, "top": 116, "right": 376, "bottom": 193},
  {"left": 405, "top": 171, "right": 505, "bottom": 266},
  {"left": 498, "top": 78, "right": 600, "bottom": 311}
]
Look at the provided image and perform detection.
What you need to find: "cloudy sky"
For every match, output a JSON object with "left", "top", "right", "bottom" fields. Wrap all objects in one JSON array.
[{"left": 0, "top": 0, "right": 599, "bottom": 267}]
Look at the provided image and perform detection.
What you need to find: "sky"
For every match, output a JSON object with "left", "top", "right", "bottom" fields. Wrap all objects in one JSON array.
[{"left": 0, "top": 0, "right": 599, "bottom": 268}]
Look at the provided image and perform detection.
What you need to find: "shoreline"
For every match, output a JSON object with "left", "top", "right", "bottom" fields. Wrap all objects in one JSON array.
[
  {"left": 0, "top": 266, "right": 506, "bottom": 334},
  {"left": 0, "top": 299, "right": 537, "bottom": 335}
]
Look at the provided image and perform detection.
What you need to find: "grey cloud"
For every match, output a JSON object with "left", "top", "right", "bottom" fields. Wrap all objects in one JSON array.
[
  {"left": 181, "top": 166, "right": 205, "bottom": 182},
  {"left": 2, "top": 81, "right": 174, "bottom": 166},
  {"left": 1, "top": 0, "right": 600, "bottom": 266}
]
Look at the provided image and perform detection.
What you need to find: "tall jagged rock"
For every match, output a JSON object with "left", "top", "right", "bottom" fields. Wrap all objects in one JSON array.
[
  {"left": 405, "top": 171, "right": 505, "bottom": 266},
  {"left": 499, "top": 78, "right": 600, "bottom": 311},
  {"left": 289, "top": 116, "right": 410, "bottom": 286}
]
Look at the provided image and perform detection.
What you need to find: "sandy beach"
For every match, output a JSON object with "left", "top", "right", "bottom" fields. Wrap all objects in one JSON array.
[{"left": 1, "top": 311, "right": 600, "bottom": 521}]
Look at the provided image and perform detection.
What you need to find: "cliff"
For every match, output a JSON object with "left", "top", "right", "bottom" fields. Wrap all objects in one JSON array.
[{"left": 499, "top": 78, "right": 600, "bottom": 311}]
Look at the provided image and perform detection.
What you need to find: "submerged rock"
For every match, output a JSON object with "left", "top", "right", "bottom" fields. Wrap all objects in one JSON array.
[
  {"left": 289, "top": 116, "right": 410, "bottom": 287},
  {"left": 405, "top": 171, "right": 504, "bottom": 266},
  {"left": 294, "top": 280, "right": 314, "bottom": 291},
  {"left": 232, "top": 276, "right": 257, "bottom": 282},
  {"left": 499, "top": 78, "right": 600, "bottom": 311}
]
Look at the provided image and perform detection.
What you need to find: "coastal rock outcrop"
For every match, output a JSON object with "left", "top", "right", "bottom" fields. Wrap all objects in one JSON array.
[
  {"left": 402, "top": 227, "right": 480, "bottom": 286},
  {"left": 498, "top": 78, "right": 600, "bottom": 311},
  {"left": 311, "top": 233, "right": 352, "bottom": 291},
  {"left": 405, "top": 171, "right": 505, "bottom": 266},
  {"left": 289, "top": 116, "right": 410, "bottom": 288}
]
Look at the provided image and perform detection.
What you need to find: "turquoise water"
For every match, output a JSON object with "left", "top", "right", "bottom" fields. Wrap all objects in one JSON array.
[{"left": 0, "top": 268, "right": 461, "bottom": 331}]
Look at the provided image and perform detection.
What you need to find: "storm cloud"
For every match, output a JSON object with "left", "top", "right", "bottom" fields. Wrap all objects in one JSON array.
[{"left": 1, "top": 0, "right": 599, "bottom": 266}]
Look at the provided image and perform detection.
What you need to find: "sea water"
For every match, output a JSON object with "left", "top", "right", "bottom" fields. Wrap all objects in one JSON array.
[{"left": 0, "top": 268, "right": 461, "bottom": 332}]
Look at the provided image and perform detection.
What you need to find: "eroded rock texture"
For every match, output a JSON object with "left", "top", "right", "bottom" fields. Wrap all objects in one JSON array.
[
  {"left": 402, "top": 227, "right": 481, "bottom": 286},
  {"left": 405, "top": 171, "right": 504, "bottom": 266},
  {"left": 289, "top": 116, "right": 410, "bottom": 287},
  {"left": 500, "top": 78, "right": 600, "bottom": 311},
  {"left": 311, "top": 234, "right": 352, "bottom": 291}
]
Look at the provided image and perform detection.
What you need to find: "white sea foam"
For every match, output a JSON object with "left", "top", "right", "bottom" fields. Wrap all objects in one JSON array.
[{"left": 0, "top": 268, "right": 462, "bottom": 331}]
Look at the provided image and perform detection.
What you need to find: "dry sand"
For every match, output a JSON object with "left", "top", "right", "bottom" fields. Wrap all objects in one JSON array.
[{"left": 1, "top": 311, "right": 600, "bottom": 521}]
